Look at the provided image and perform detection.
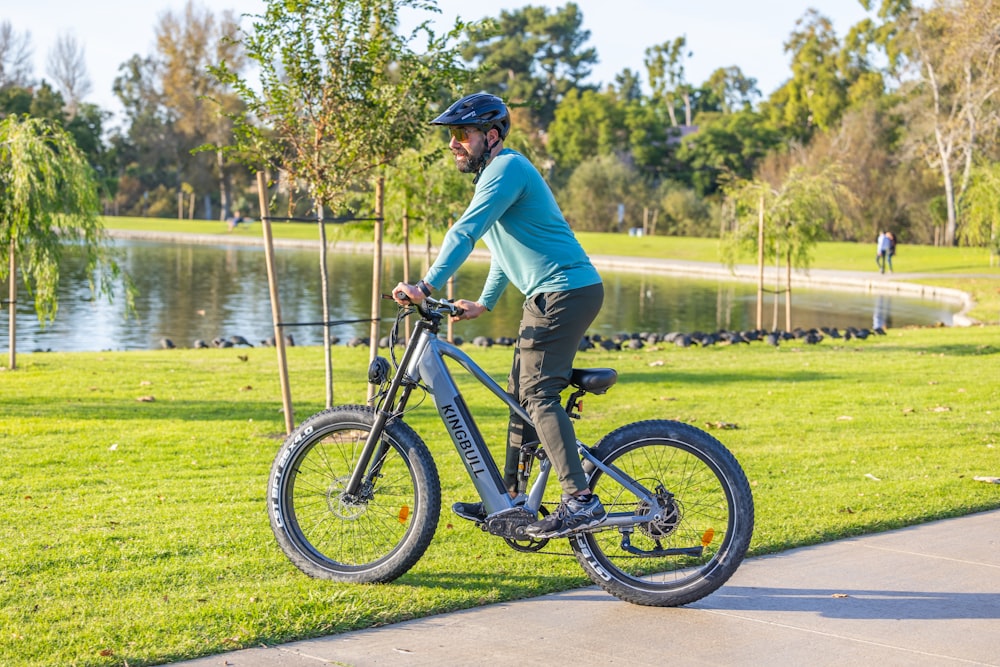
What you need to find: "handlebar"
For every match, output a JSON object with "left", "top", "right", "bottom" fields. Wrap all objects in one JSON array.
[{"left": 384, "top": 292, "right": 466, "bottom": 319}]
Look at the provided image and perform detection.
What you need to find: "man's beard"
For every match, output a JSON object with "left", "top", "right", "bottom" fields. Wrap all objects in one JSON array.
[{"left": 453, "top": 145, "right": 482, "bottom": 173}]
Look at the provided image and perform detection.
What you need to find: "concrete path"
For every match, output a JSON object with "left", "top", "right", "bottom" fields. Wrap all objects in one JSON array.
[{"left": 168, "top": 508, "right": 1000, "bottom": 667}]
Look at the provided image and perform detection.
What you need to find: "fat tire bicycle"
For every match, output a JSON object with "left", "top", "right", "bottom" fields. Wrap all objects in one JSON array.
[{"left": 267, "top": 295, "right": 754, "bottom": 606}]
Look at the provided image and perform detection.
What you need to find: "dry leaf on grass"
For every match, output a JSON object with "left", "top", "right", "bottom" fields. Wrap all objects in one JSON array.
[
  {"left": 706, "top": 421, "right": 739, "bottom": 430},
  {"left": 136, "top": 395, "right": 155, "bottom": 402}
]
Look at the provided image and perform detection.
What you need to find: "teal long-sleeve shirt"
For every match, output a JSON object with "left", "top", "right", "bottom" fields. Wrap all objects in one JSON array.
[{"left": 423, "top": 148, "right": 601, "bottom": 311}]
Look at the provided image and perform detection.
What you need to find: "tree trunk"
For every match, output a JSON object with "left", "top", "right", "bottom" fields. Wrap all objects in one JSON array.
[
  {"left": 257, "top": 172, "right": 294, "bottom": 433},
  {"left": 425, "top": 221, "right": 432, "bottom": 273},
  {"left": 217, "top": 149, "right": 230, "bottom": 220},
  {"left": 402, "top": 212, "right": 411, "bottom": 343},
  {"left": 772, "top": 242, "right": 780, "bottom": 332},
  {"left": 756, "top": 195, "right": 764, "bottom": 330},
  {"left": 785, "top": 248, "right": 793, "bottom": 332},
  {"left": 368, "top": 177, "right": 385, "bottom": 404},
  {"left": 446, "top": 218, "right": 454, "bottom": 343},
  {"left": 317, "top": 203, "right": 334, "bottom": 408},
  {"left": 943, "top": 164, "right": 958, "bottom": 246},
  {"left": 7, "top": 243, "right": 16, "bottom": 370}
]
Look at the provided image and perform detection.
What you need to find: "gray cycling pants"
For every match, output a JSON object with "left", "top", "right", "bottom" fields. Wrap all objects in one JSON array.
[{"left": 504, "top": 282, "right": 604, "bottom": 496}]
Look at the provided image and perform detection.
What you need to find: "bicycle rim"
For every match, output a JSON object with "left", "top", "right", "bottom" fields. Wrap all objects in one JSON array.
[
  {"left": 273, "top": 419, "right": 425, "bottom": 577},
  {"left": 574, "top": 424, "right": 752, "bottom": 605}
]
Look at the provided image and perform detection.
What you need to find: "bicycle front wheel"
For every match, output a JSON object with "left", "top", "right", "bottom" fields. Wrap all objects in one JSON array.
[
  {"left": 268, "top": 405, "right": 440, "bottom": 583},
  {"left": 571, "top": 420, "right": 754, "bottom": 606}
]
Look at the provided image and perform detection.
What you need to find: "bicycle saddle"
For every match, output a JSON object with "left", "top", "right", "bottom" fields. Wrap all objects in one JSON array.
[{"left": 570, "top": 368, "right": 618, "bottom": 394}]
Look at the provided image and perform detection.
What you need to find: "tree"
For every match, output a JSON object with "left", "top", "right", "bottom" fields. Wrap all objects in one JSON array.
[
  {"left": 960, "top": 159, "right": 1000, "bottom": 260},
  {"left": 904, "top": 0, "right": 1000, "bottom": 246},
  {"left": 546, "top": 88, "right": 622, "bottom": 174},
  {"left": 764, "top": 10, "right": 850, "bottom": 142},
  {"left": 612, "top": 68, "right": 643, "bottom": 103},
  {"left": 156, "top": 1, "right": 247, "bottom": 220},
  {"left": 0, "top": 116, "right": 129, "bottom": 369},
  {"left": 724, "top": 163, "right": 849, "bottom": 331},
  {"left": 644, "top": 36, "right": 694, "bottom": 127},
  {"left": 0, "top": 74, "right": 110, "bottom": 204},
  {"left": 675, "top": 109, "right": 781, "bottom": 196},
  {"left": 656, "top": 180, "right": 715, "bottom": 237},
  {"left": 0, "top": 21, "right": 33, "bottom": 89},
  {"left": 702, "top": 66, "right": 761, "bottom": 114},
  {"left": 112, "top": 55, "right": 183, "bottom": 216},
  {"left": 558, "top": 153, "right": 645, "bottom": 232},
  {"left": 46, "top": 32, "right": 92, "bottom": 116},
  {"left": 215, "top": 0, "right": 466, "bottom": 408},
  {"left": 109, "top": 4, "right": 249, "bottom": 220},
  {"left": 382, "top": 139, "right": 472, "bottom": 303},
  {"left": 461, "top": 3, "right": 597, "bottom": 130}
]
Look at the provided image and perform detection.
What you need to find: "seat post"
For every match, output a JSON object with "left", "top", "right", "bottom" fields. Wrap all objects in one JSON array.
[{"left": 564, "top": 387, "right": 586, "bottom": 418}]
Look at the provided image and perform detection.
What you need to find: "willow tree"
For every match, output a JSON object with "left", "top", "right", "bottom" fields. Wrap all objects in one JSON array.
[
  {"left": 213, "top": 0, "right": 466, "bottom": 409},
  {"left": 0, "top": 116, "right": 128, "bottom": 369},
  {"left": 961, "top": 160, "right": 1000, "bottom": 264},
  {"left": 724, "top": 163, "right": 849, "bottom": 331}
]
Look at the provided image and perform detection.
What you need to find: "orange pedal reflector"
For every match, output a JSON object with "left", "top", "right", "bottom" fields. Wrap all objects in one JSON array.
[
  {"left": 701, "top": 527, "right": 715, "bottom": 547},
  {"left": 398, "top": 505, "right": 410, "bottom": 523}
]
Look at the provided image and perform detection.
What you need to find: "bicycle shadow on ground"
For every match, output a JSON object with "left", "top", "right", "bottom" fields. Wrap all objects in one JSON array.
[
  {"left": 398, "top": 571, "right": 590, "bottom": 600},
  {"left": 693, "top": 585, "right": 1000, "bottom": 621}
]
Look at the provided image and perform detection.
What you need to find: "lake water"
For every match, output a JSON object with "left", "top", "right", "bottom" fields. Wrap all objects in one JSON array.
[{"left": 4, "top": 239, "right": 958, "bottom": 352}]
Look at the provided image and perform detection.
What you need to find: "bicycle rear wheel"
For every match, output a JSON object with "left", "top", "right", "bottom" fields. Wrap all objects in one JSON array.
[
  {"left": 268, "top": 405, "right": 440, "bottom": 583},
  {"left": 571, "top": 420, "right": 753, "bottom": 606}
]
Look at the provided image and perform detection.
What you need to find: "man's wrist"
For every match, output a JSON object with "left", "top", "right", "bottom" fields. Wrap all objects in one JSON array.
[{"left": 417, "top": 280, "right": 432, "bottom": 297}]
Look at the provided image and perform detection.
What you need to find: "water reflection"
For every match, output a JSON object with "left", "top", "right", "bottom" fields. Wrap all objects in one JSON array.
[{"left": 3, "top": 240, "right": 958, "bottom": 352}]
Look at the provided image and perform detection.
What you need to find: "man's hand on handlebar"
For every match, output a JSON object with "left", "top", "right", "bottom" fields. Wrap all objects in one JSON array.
[
  {"left": 451, "top": 299, "right": 486, "bottom": 321},
  {"left": 392, "top": 282, "right": 424, "bottom": 306}
]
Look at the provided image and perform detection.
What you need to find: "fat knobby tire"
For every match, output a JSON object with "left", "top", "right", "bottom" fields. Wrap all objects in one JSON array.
[
  {"left": 571, "top": 419, "right": 754, "bottom": 606},
  {"left": 267, "top": 405, "right": 440, "bottom": 583}
]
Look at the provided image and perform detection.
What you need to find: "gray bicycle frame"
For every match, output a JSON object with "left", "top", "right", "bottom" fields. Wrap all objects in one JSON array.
[{"left": 405, "top": 324, "right": 661, "bottom": 526}]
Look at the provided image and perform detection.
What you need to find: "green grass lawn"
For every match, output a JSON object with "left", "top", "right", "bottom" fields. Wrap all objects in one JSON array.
[{"left": 2, "top": 325, "right": 999, "bottom": 666}]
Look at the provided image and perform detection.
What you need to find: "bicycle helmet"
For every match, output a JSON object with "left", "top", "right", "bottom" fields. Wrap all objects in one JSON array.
[{"left": 431, "top": 93, "right": 511, "bottom": 140}]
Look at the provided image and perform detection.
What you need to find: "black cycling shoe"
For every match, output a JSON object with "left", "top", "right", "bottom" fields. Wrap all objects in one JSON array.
[
  {"left": 524, "top": 493, "right": 606, "bottom": 538},
  {"left": 451, "top": 501, "right": 487, "bottom": 522}
]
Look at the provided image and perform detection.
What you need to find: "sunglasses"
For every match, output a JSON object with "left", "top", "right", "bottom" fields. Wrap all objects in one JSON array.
[{"left": 448, "top": 126, "right": 481, "bottom": 143}]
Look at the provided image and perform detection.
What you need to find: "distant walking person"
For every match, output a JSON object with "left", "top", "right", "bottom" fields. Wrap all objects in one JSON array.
[
  {"left": 885, "top": 231, "right": 896, "bottom": 273},
  {"left": 876, "top": 231, "right": 891, "bottom": 274}
]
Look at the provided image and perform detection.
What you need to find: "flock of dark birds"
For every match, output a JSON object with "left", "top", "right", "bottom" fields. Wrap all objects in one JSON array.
[
  {"left": 465, "top": 325, "right": 887, "bottom": 351},
  {"left": 575, "top": 325, "right": 888, "bottom": 351},
  {"left": 158, "top": 334, "right": 294, "bottom": 349},
  {"left": 159, "top": 325, "right": 888, "bottom": 351}
]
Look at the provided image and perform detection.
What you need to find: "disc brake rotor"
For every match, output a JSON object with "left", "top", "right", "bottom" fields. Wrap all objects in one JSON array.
[
  {"left": 327, "top": 476, "right": 367, "bottom": 519},
  {"left": 635, "top": 496, "right": 681, "bottom": 540}
]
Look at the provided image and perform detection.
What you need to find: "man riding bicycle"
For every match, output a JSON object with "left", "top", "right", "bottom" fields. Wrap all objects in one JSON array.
[{"left": 392, "top": 92, "right": 605, "bottom": 539}]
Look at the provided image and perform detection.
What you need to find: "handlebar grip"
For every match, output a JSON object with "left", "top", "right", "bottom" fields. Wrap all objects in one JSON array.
[{"left": 395, "top": 290, "right": 411, "bottom": 302}]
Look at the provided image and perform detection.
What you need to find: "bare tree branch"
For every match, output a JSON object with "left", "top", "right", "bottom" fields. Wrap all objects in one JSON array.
[
  {"left": 0, "top": 21, "right": 34, "bottom": 89},
  {"left": 46, "top": 32, "right": 92, "bottom": 115}
]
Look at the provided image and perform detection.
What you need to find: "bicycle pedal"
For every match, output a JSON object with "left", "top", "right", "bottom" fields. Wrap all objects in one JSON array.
[{"left": 483, "top": 506, "right": 536, "bottom": 540}]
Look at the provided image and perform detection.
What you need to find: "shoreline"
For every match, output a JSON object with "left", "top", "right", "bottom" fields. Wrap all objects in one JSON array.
[{"left": 107, "top": 229, "right": 977, "bottom": 326}]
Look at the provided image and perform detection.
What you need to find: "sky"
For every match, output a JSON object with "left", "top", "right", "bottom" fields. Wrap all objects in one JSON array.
[{"left": 5, "top": 0, "right": 877, "bottom": 128}]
